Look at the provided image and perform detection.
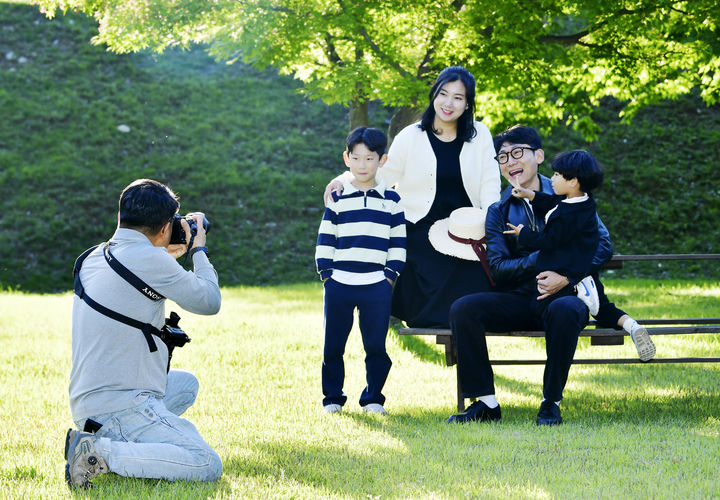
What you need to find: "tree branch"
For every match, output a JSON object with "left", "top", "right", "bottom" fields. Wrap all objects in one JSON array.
[
  {"left": 540, "top": 30, "right": 591, "bottom": 46},
  {"left": 333, "top": 0, "right": 414, "bottom": 79},
  {"left": 356, "top": 25, "right": 415, "bottom": 79},
  {"left": 324, "top": 33, "right": 342, "bottom": 65},
  {"left": 416, "top": 0, "right": 466, "bottom": 80},
  {"left": 539, "top": 6, "right": 656, "bottom": 46}
]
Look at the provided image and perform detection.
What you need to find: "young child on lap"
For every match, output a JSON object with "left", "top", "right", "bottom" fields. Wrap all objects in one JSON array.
[
  {"left": 504, "top": 149, "right": 603, "bottom": 315},
  {"left": 503, "top": 148, "right": 656, "bottom": 361}
]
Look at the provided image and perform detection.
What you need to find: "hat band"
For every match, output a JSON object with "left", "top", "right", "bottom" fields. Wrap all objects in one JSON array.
[{"left": 447, "top": 231, "right": 496, "bottom": 286}]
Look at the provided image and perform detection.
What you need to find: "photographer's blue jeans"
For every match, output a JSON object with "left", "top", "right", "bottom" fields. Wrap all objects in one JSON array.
[{"left": 73, "top": 370, "right": 222, "bottom": 482}]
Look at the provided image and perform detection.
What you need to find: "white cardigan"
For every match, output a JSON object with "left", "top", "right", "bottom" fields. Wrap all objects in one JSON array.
[{"left": 380, "top": 121, "right": 501, "bottom": 223}]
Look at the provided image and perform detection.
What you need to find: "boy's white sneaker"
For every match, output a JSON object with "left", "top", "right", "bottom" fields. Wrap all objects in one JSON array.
[
  {"left": 323, "top": 404, "right": 342, "bottom": 414},
  {"left": 630, "top": 326, "right": 656, "bottom": 362},
  {"left": 362, "top": 403, "right": 387, "bottom": 415},
  {"left": 575, "top": 275, "right": 600, "bottom": 316}
]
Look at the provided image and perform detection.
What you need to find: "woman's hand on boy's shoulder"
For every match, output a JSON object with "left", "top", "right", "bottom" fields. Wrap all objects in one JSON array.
[{"left": 324, "top": 179, "right": 344, "bottom": 206}]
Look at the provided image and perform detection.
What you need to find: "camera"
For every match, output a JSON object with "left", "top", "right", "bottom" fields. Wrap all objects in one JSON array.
[
  {"left": 169, "top": 213, "right": 211, "bottom": 245},
  {"left": 159, "top": 312, "right": 191, "bottom": 348},
  {"left": 159, "top": 311, "right": 190, "bottom": 372}
]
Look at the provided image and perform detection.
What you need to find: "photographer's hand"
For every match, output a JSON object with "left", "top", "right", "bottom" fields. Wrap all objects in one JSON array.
[
  {"left": 167, "top": 218, "right": 192, "bottom": 259},
  {"left": 186, "top": 212, "right": 207, "bottom": 249}
]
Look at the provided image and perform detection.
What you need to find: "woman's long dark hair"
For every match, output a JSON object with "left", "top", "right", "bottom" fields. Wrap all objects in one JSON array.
[{"left": 419, "top": 66, "right": 477, "bottom": 142}]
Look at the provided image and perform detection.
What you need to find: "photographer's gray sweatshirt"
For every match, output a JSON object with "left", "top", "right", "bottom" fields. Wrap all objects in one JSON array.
[{"left": 69, "top": 228, "right": 221, "bottom": 421}]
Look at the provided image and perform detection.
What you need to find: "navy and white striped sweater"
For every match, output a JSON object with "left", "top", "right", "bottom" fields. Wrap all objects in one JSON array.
[{"left": 315, "top": 180, "right": 406, "bottom": 283}]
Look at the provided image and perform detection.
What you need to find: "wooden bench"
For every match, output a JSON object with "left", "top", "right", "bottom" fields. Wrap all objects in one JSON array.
[{"left": 397, "top": 254, "right": 720, "bottom": 411}]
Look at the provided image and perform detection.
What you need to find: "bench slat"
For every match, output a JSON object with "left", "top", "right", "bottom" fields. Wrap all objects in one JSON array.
[
  {"left": 611, "top": 253, "right": 720, "bottom": 261},
  {"left": 398, "top": 325, "right": 720, "bottom": 337},
  {"left": 490, "top": 357, "right": 720, "bottom": 365}
]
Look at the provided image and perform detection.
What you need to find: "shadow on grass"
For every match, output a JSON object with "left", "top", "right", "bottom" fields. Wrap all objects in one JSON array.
[
  {"left": 386, "top": 352, "right": 720, "bottom": 426},
  {"left": 84, "top": 474, "right": 227, "bottom": 499},
  {"left": 389, "top": 328, "right": 446, "bottom": 366},
  {"left": 490, "top": 362, "right": 720, "bottom": 424},
  {"left": 223, "top": 440, "right": 407, "bottom": 498},
  {"left": 222, "top": 383, "right": 720, "bottom": 498}
]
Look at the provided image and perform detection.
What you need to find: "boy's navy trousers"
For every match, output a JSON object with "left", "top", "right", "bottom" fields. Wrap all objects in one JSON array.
[{"left": 322, "top": 278, "right": 393, "bottom": 407}]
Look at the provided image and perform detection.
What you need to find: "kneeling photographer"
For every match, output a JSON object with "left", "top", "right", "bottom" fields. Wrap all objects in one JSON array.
[{"left": 65, "top": 179, "right": 222, "bottom": 488}]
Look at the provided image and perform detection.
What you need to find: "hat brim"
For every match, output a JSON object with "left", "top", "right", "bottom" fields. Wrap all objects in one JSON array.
[{"left": 428, "top": 218, "right": 483, "bottom": 261}]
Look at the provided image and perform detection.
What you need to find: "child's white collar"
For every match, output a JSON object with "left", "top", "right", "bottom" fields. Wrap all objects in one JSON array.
[
  {"left": 341, "top": 178, "right": 387, "bottom": 197},
  {"left": 561, "top": 193, "right": 589, "bottom": 204}
]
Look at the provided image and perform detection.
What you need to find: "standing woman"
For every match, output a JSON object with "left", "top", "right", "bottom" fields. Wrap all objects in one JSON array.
[{"left": 325, "top": 66, "right": 500, "bottom": 327}]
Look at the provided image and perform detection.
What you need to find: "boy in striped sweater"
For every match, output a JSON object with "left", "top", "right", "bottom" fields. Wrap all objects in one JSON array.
[{"left": 315, "top": 127, "right": 406, "bottom": 415}]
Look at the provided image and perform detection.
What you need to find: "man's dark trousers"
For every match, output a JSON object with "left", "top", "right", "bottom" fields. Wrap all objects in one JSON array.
[
  {"left": 322, "top": 278, "right": 393, "bottom": 407},
  {"left": 449, "top": 292, "right": 589, "bottom": 402}
]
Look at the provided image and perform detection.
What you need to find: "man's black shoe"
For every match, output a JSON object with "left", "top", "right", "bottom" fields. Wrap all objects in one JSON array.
[
  {"left": 536, "top": 400, "right": 562, "bottom": 426},
  {"left": 446, "top": 400, "right": 501, "bottom": 424}
]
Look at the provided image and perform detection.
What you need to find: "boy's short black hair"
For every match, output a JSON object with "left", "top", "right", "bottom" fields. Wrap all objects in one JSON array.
[
  {"left": 346, "top": 126, "right": 388, "bottom": 157},
  {"left": 493, "top": 125, "right": 542, "bottom": 153},
  {"left": 551, "top": 149, "right": 604, "bottom": 194},
  {"left": 119, "top": 179, "right": 179, "bottom": 234}
]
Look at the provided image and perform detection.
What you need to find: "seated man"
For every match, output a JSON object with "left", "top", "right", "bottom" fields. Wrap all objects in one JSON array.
[
  {"left": 65, "top": 179, "right": 222, "bottom": 487},
  {"left": 447, "top": 125, "right": 652, "bottom": 426}
]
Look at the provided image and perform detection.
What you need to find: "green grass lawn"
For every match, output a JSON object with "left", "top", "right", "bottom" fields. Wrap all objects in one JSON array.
[{"left": 1, "top": 279, "right": 719, "bottom": 499}]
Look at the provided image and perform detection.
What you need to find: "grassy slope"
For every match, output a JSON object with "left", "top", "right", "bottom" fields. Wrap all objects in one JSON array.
[
  {"left": 0, "top": 3, "right": 360, "bottom": 291},
  {"left": 543, "top": 97, "right": 720, "bottom": 276},
  {"left": 1, "top": 2, "right": 719, "bottom": 292}
]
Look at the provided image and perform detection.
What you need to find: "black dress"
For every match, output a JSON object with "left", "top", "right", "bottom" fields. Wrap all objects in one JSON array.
[{"left": 391, "top": 131, "right": 494, "bottom": 328}]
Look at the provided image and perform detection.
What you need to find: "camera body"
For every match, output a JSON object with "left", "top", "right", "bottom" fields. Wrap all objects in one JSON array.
[
  {"left": 159, "top": 311, "right": 191, "bottom": 348},
  {"left": 159, "top": 311, "right": 190, "bottom": 372},
  {"left": 160, "top": 324, "right": 191, "bottom": 348},
  {"left": 169, "top": 213, "right": 211, "bottom": 245}
]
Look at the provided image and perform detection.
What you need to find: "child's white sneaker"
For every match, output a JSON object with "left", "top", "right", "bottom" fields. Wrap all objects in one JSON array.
[
  {"left": 323, "top": 404, "right": 342, "bottom": 414},
  {"left": 630, "top": 326, "right": 656, "bottom": 362},
  {"left": 362, "top": 403, "right": 387, "bottom": 415},
  {"left": 575, "top": 275, "right": 599, "bottom": 315}
]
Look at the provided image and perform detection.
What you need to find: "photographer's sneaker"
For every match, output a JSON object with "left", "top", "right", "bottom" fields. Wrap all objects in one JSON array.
[
  {"left": 630, "top": 326, "right": 656, "bottom": 362},
  {"left": 361, "top": 403, "right": 387, "bottom": 415},
  {"left": 64, "top": 429, "right": 108, "bottom": 488},
  {"left": 575, "top": 275, "right": 599, "bottom": 316}
]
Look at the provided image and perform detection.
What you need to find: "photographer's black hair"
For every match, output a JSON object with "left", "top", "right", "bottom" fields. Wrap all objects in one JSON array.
[
  {"left": 346, "top": 126, "right": 388, "bottom": 157},
  {"left": 419, "top": 66, "right": 477, "bottom": 143},
  {"left": 552, "top": 149, "right": 604, "bottom": 194},
  {"left": 119, "top": 179, "right": 179, "bottom": 234},
  {"left": 492, "top": 125, "right": 542, "bottom": 153}
]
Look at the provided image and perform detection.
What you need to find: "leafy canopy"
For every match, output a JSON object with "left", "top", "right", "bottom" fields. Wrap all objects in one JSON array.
[{"left": 37, "top": 0, "right": 720, "bottom": 137}]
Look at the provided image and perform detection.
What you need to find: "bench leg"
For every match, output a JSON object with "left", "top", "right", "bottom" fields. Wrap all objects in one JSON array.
[
  {"left": 591, "top": 335, "right": 624, "bottom": 346},
  {"left": 456, "top": 367, "right": 465, "bottom": 412}
]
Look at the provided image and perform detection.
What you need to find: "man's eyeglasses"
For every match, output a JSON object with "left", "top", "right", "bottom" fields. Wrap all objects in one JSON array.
[{"left": 494, "top": 147, "right": 537, "bottom": 164}]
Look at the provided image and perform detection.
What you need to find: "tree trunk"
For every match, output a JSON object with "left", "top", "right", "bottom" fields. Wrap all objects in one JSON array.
[
  {"left": 349, "top": 98, "right": 369, "bottom": 130},
  {"left": 387, "top": 105, "right": 423, "bottom": 144}
]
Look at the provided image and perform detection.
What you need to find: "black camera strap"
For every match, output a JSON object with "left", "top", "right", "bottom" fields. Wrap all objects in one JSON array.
[
  {"left": 102, "top": 243, "right": 165, "bottom": 301},
  {"left": 73, "top": 245, "right": 162, "bottom": 352}
]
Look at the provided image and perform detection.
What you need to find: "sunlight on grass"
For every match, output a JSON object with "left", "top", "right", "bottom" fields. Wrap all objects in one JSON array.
[{"left": 0, "top": 279, "right": 718, "bottom": 498}]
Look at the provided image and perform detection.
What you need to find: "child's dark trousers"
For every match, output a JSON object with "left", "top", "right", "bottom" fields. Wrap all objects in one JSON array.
[{"left": 322, "top": 278, "right": 393, "bottom": 407}]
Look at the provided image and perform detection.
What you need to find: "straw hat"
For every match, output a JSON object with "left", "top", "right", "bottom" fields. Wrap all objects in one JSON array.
[{"left": 428, "top": 207, "right": 487, "bottom": 261}]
